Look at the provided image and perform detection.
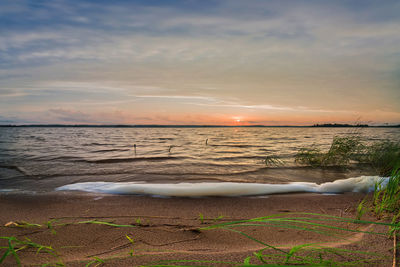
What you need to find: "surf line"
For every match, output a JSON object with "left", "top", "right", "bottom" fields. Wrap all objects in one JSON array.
[{"left": 56, "top": 176, "right": 388, "bottom": 197}]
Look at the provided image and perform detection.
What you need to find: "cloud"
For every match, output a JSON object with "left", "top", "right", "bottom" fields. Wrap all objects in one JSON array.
[
  {"left": 0, "top": 0, "right": 399, "bottom": 124},
  {"left": 47, "top": 108, "right": 96, "bottom": 123}
]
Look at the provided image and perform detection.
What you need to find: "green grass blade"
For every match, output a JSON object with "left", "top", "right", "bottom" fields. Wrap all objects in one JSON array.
[
  {"left": 225, "top": 228, "right": 288, "bottom": 255},
  {"left": 0, "top": 249, "right": 10, "bottom": 264},
  {"left": 8, "top": 238, "right": 21, "bottom": 266},
  {"left": 77, "top": 220, "right": 135, "bottom": 228},
  {"left": 285, "top": 243, "right": 316, "bottom": 263}
]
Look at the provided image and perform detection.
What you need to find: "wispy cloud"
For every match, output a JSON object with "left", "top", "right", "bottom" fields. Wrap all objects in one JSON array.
[{"left": 0, "top": 0, "right": 399, "bottom": 124}]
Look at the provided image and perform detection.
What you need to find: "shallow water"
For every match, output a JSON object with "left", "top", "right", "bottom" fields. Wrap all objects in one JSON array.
[{"left": 0, "top": 127, "right": 399, "bottom": 194}]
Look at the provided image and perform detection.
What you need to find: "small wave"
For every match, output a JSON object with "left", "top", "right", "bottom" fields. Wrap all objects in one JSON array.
[
  {"left": 33, "top": 156, "right": 84, "bottom": 162},
  {"left": 28, "top": 136, "right": 46, "bottom": 141},
  {"left": 87, "top": 156, "right": 186, "bottom": 164},
  {"left": 56, "top": 176, "right": 387, "bottom": 197},
  {"left": 210, "top": 144, "right": 265, "bottom": 148},
  {"left": 214, "top": 151, "right": 243, "bottom": 154},
  {"left": 91, "top": 148, "right": 131, "bottom": 153},
  {"left": 211, "top": 156, "right": 267, "bottom": 161},
  {"left": 0, "top": 165, "right": 29, "bottom": 176},
  {"left": 82, "top": 142, "right": 114, "bottom": 146}
]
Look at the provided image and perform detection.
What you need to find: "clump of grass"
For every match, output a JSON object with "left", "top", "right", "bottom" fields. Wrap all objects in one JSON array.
[
  {"left": 213, "top": 215, "right": 224, "bottom": 223},
  {"left": 85, "top": 256, "right": 105, "bottom": 267},
  {"left": 264, "top": 155, "right": 284, "bottom": 167},
  {"left": 47, "top": 219, "right": 59, "bottom": 235},
  {"left": 197, "top": 213, "right": 225, "bottom": 224},
  {"left": 198, "top": 213, "right": 205, "bottom": 224},
  {"left": 372, "top": 167, "right": 400, "bottom": 218},
  {"left": 294, "top": 145, "right": 325, "bottom": 167},
  {"left": 134, "top": 218, "right": 141, "bottom": 226},
  {"left": 295, "top": 136, "right": 364, "bottom": 168},
  {"left": 356, "top": 199, "right": 367, "bottom": 221},
  {"left": 295, "top": 135, "right": 400, "bottom": 175},
  {"left": 0, "top": 236, "right": 59, "bottom": 266},
  {"left": 364, "top": 141, "right": 400, "bottom": 176},
  {"left": 325, "top": 135, "right": 364, "bottom": 165}
]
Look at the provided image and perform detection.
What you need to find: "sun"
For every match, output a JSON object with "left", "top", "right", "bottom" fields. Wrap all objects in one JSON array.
[{"left": 232, "top": 117, "right": 242, "bottom": 124}]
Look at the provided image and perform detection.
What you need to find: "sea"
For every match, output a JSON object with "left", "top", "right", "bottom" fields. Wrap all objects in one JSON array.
[{"left": 0, "top": 126, "right": 399, "bottom": 197}]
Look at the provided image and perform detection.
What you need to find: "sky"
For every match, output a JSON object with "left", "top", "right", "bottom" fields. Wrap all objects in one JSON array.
[{"left": 1, "top": 0, "right": 400, "bottom": 125}]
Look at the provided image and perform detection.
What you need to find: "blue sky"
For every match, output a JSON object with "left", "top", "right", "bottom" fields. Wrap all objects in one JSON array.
[{"left": 1, "top": 0, "right": 400, "bottom": 125}]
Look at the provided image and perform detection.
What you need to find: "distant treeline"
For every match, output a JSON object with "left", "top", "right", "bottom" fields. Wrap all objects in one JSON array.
[{"left": 312, "top": 123, "right": 370, "bottom": 127}]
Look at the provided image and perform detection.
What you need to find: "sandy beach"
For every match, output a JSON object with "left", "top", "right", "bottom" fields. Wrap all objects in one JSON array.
[{"left": 0, "top": 192, "right": 393, "bottom": 266}]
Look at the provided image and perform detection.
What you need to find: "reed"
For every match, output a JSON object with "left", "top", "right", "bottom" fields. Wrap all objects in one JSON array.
[
  {"left": 295, "top": 135, "right": 400, "bottom": 175},
  {"left": 364, "top": 141, "right": 400, "bottom": 176},
  {"left": 264, "top": 155, "right": 284, "bottom": 167},
  {"left": 372, "top": 166, "right": 400, "bottom": 218}
]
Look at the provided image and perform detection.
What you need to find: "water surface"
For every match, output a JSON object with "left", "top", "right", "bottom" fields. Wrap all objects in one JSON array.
[{"left": 0, "top": 127, "right": 399, "bottom": 194}]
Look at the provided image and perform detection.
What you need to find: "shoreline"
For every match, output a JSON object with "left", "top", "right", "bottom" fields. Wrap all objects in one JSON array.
[{"left": 0, "top": 192, "right": 393, "bottom": 266}]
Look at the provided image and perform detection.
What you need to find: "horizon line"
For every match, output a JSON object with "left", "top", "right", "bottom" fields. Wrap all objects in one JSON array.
[{"left": 1, "top": 123, "right": 399, "bottom": 128}]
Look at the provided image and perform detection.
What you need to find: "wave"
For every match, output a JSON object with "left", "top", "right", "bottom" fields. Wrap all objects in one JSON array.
[
  {"left": 91, "top": 148, "right": 131, "bottom": 153},
  {"left": 86, "top": 156, "right": 186, "bottom": 164},
  {"left": 210, "top": 144, "right": 265, "bottom": 148},
  {"left": 82, "top": 142, "right": 114, "bottom": 146},
  {"left": 0, "top": 165, "right": 29, "bottom": 176},
  {"left": 35, "top": 156, "right": 85, "bottom": 162},
  {"left": 56, "top": 176, "right": 388, "bottom": 197},
  {"left": 211, "top": 156, "right": 267, "bottom": 161}
]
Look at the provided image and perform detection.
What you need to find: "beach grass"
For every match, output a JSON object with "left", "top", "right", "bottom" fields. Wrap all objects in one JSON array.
[
  {"left": 1, "top": 210, "right": 396, "bottom": 266},
  {"left": 372, "top": 166, "right": 400, "bottom": 218},
  {"left": 0, "top": 236, "right": 60, "bottom": 266},
  {"left": 264, "top": 155, "right": 284, "bottom": 167},
  {"left": 294, "top": 135, "right": 400, "bottom": 175},
  {"left": 364, "top": 141, "right": 400, "bottom": 176}
]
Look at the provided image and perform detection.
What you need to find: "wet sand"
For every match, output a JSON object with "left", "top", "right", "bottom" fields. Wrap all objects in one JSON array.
[{"left": 0, "top": 192, "right": 393, "bottom": 266}]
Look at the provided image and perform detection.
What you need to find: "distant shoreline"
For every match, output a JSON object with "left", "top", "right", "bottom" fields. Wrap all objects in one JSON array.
[{"left": 0, "top": 124, "right": 399, "bottom": 128}]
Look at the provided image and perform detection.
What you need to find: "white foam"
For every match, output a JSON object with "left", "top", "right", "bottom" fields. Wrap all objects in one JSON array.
[{"left": 55, "top": 176, "right": 388, "bottom": 197}]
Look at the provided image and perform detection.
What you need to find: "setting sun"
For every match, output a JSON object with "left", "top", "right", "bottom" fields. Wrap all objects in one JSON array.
[{"left": 233, "top": 117, "right": 242, "bottom": 122}]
